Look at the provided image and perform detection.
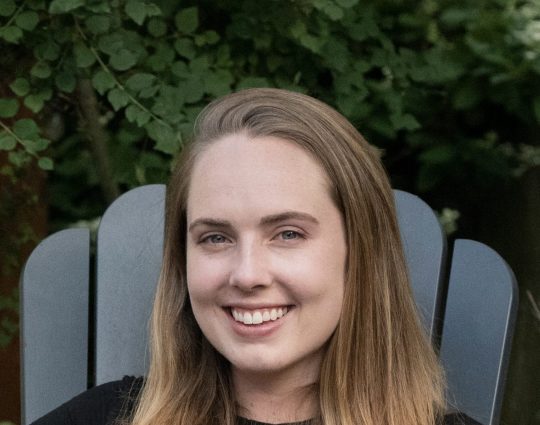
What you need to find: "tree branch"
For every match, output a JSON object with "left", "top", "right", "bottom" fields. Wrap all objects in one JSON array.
[{"left": 77, "top": 79, "right": 120, "bottom": 203}]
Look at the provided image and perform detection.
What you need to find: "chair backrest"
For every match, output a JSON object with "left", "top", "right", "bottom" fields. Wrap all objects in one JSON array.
[{"left": 20, "top": 185, "right": 518, "bottom": 425}]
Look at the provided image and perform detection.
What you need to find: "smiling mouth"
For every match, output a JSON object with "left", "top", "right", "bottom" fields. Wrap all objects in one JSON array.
[{"left": 229, "top": 306, "right": 292, "bottom": 325}]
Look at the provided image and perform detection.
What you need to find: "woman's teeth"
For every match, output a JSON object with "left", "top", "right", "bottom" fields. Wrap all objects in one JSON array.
[{"left": 231, "top": 307, "right": 289, "bottom": 325}]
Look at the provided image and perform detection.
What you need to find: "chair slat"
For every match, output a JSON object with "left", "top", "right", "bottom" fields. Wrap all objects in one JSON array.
[
  {"left": 95, "top": 184, "right": 165, "bottom": 385},
  {"left": 440, "top": 239, "right": 518, "bottom": 425},
  {"left": 394, "top": 190, "right": 447, "bottom": 338},
  {"left": 20, "top": 228, "right": 90, "bottom": 425}
]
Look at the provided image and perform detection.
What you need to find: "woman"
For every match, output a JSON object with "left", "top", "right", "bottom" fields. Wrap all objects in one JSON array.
[{"left": 34, "top": 88, "right": 478, "bottom": 425}]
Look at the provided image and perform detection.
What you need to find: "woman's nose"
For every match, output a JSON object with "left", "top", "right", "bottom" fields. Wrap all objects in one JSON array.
[{"left": 228, "top": 244, "right": 272, "bottom": 291}]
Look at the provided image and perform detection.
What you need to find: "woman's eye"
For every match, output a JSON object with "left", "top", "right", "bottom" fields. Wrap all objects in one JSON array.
[
  {"left": 279, "top": 230, "right": 301, "bottom": 240},
  {"left": 202, "top": 234, "right": 228, "bottom": 244}
]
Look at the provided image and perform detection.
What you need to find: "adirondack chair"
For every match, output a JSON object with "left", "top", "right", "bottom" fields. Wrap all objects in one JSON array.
[{"left": 19, "top": 184, "right": 519, "bottom": 425}]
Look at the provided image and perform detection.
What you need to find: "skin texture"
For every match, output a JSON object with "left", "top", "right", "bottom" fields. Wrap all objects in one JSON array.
[{"left": 186, "top": 133, "right": 347, "bottom": 422}]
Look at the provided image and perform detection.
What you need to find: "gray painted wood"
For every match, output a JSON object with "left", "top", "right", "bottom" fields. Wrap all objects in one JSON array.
[
  {"left": 394, "top": 190, "right": 447, "bottom": 338},
  {"left": 20, "top": 228, "right": 90, "bottom": 425},
  {"left": 440, "top": 239, "right": 518, "bottom": 425},
  {"left": 94, "top": 184, "right": 165, "bottom": 385}
]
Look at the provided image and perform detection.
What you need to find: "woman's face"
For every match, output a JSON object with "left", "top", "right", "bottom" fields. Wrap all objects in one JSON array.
[{"left": 186, "top": 133, "right": 346, "bottom": 380}]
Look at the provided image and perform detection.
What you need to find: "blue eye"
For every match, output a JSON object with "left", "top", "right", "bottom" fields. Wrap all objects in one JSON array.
[
  {"left": 203, "top": 234, "right": 228, "bottom": 244},
  {"left": 281, "top": 230, "right": 300, "bottom": 240}
]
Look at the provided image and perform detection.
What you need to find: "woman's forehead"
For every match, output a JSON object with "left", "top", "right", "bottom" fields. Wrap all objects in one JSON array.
[{"left": 186, "top": 133, "right": 335, "bottom": 221}]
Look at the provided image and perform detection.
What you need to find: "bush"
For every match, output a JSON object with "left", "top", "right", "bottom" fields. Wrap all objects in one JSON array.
[{"left": 1, "top": 0, "right": 539, "bottom": 228}]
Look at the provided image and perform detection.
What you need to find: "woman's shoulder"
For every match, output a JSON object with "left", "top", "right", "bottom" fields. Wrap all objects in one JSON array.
[
  {"left": 31, "top": 376, "right": 143, "bottom": 425},
  {"left": 32, "top": 381, "right": 481, "bottom": 425}
]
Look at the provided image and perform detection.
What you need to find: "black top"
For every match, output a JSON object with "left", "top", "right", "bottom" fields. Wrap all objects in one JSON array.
[{"left": 32, "top": 376, "right": 481, "bottom": 425}]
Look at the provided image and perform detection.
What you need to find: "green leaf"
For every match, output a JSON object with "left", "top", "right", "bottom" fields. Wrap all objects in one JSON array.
[
  {"left": 135, "top": 111, "right": 151, "bottom": 128},
  {"left": 0, "top": 0, "right": 16, "bottom": 16},
  {"left": 49, "top": 0, "right": 84, "bottom": 13},
  {"left": 204, "top": 70, "right": 233, "bottom": 97},
  {"left": 319, "top": 3, "right": 343, "bottom": 20},
  {"left": 74, "top": 43, "right": 96, "bottom": 68},
  {"left": 125, "top": 104, "right": 139, "bottom": 122},
  {"left": 24, "top": 90, "right": 51, "bottom": 113},
  {"left": 171, "top": 61, "right": 189, "bottom": 78},
  {"left": 237, "top": 77, "right": 270, "bottom": 90},
  {"left": 30, "top": 61, "right": 51, "bottom": 79},
  {"left": 335, "top": 0, "right": 358, "bottom": 6},
  {"left": 0, "top": 26, "right": 23, "bottom": 43},
  {"left": 182, "top": 77, "right": 204, "bottom": 103},
  {"left": 146, "top": 44, "right": 175, "bottom": 71},
  {"left": 175, "top": 7, "right": 198, "bottom": 34},
  {"left": 419, "top": 145, "right": 456, "bottom": 165},
  {"left": 10, "top": 78, "right": 30, "bottom": 97},
  {"left": 145, "top": 3, "right": 161, "bottom": 17},
  {"left": 55, "top": 72, "right": 76, "bottom": 93},
  {"left": 151, "top": 86, "right": 185, "bottom": 119},
  {"left": 0, "top": 133, "right": 16, "bottom": 150},
  {"left": 0, "top": 98, "right": 19, "bottom": 118},
  {"left": 97, "top": 33, "right": 124, "bottom": 56},
  {"left": 204, "top": 30, "right": 219, "bottom": 45},
  {"left": 13, "top": 119, "right": 40, "bottom": 139},
  {"left": 20, "top": 138, "right": 36, "bottom": 152},
  {"left": 216, "top": 45, "right": 231, "bottom": 66},
  {"left": 92, "top": 70, "right": 116, "bottom": 95},
  {"left": 290, "top": 22, "right": 322, "bottom": 52},
  {"left": 40, "top": 87, "right": 53, "bottom": 101},
  {"left": 36, "top": 40, "right": 60, "bottom": 61},
  {"left": 8, "top": 150, "right": 31, "bottom": 167},
  {"left": 174, "top": 38, "right": 196, "bottom": 59},
  {"left": 195, "top": 30, "right": 219, "bottom": 46},
  {"left": 125, "top": 0, "right": 147, "bottom": 25},
  {"left": 15, "top": 11, "right": 40, "bottom": 31},
  {"left": 138, "top": 85, "right": 160, "bottom": 99},
  {"left": 23, "top": 94, "right": 44, "bottom": 113},
  {"left": 84, "top": 1, "right": 110, "bottom": 13},
  {"left": 31, "top": 137, "right": 50, "bottom": 152},
  {"left": 109, "top": 49, "right": 137, "bottom": 71},
  {"left": 38, "top": 157, "right": 54, "bottom": 170},
  {"left": 27, "top": 1, "right": 46, "bottom": 10},
  {"left": 146, "top": 121, "right": 180, "bottom": 154},
  {"left": 85, "top": 15, "right": 110, "bottom": 35},
  {"left": 107, "top": 88, "right": 130, "bottom": 111},
  {"left": 390, "top": 113, "right": 421, "bottom": 131},
  {"left": 440, "top": 7, "right": 475, "bottom": 27},
  {"left": 189, "top": 56, "right": 209, "bottom": 73},
  {"left": 125, "top": 73, "right": 155, "bottom": 92},
  {"left": 125, "top": 105, "right": 151, "bottom": 126},
  {"left": 148, "top": 18, "right": 167, "bottom": 37}
]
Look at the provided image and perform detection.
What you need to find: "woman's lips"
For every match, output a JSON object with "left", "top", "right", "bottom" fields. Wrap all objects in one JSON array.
[
  {"left": 223, "top": 305, "right": 294, "bottom": 337},
  {"left": 230, "top": 306, "right": 290, "bottom": 325}
]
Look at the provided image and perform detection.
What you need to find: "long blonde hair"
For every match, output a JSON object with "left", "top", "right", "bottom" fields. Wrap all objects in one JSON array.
[{"left": 127, "top": 88, "right": 445, "bottom": 425}]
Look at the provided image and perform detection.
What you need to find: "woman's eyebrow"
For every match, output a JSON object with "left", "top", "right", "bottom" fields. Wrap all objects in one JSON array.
[
  {"left": 188, "top": 212, "right": 319, "bottom": 232},
  {"left": 188, "top": 218, "right": 231, "bottom": 232},
  {"left": 259, "top": 211, "right": 319, "bottom": 226}
]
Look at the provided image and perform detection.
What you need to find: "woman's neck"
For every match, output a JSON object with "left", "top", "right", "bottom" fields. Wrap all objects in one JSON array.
[{"left": 233, "top": 366, "right": 319, "bottom": 423}]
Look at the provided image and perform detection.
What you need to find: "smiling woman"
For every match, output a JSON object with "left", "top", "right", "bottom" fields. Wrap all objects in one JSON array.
[
  {"left": 32, "top": 89, "right": 480, "bottom": 425},
  {"left": 186, "top": 133, "right": 346, "bottom": 410}
]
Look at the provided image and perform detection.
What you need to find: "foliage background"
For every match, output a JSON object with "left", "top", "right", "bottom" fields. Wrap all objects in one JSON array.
[{"left": 1, "top": 0, "right": 539, "bottom": 423}]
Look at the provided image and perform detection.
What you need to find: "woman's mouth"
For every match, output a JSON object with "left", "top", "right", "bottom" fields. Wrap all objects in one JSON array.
[{"left": 229, "top": 306, "right": 292, "bottom": 325}]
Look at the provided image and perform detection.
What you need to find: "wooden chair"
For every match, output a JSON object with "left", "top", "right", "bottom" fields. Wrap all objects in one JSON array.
[{"left": 19, "top": 185, "right": 519, "bottom": 425}]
